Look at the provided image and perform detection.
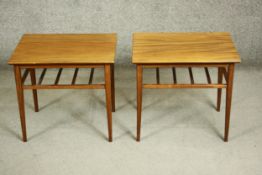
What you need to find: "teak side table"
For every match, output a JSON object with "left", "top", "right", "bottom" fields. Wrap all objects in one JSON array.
[
  {"left": 132, "top": 32, "right": 241, "bottom": 142},
  {"left": 8, "top": 34, "right": 117, "bottom": 142}
]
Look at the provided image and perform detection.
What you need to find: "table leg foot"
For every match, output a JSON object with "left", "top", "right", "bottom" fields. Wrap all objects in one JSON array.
[
  {"left": 110, "top": 64, "right": 115, "bottom": 112},
  {"left": 136, "top": 65, "right": 143, "bottom": 142},
  {"left": 224, "top": 64, "right": 234, "bottom": 142},
  {"left": 105, "top": 64, "right": 113, "bottom": 142},
  {"left": 14, "top": 66, "right": 27, "bottom": 142},
  {"left": 217, "top": 67, "right": 223, "bottom": 112},
  {"left": 30, "top": 69, "right": 39, "bottom": 112}
]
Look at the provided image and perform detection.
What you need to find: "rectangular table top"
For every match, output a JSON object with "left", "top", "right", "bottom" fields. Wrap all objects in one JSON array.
[
  {"left": 132, "top": 32, "right": 241, "bottom": 64},
  {"left": 8, "top": 34, "right": 117, "bottom": 65}
]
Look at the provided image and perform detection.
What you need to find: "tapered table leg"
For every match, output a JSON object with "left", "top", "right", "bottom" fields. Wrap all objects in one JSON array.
[
  {"left": 14, "top": 66, "right": 27, "bottom": 142},
  {"left": 136, "top": 65, "right": 143, "bottom": 141},
  {"left": 29, "top": 69, "right": 39, "bottom": 112},
  {"left": 110, "top": 64, "right": 115, "bottom": 112},
  {"left": 217, "top": 67, "right": 223, "bottom": 111},
  {"left": 104, "top": 64, "right": 113, "bottom": 142},
  {"left": 224, "top": 64, "right": 235, "bottom": 142}
]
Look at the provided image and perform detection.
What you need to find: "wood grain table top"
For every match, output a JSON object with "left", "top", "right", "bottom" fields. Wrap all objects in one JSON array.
[
  {"left": 132, "top": 32, "right": 240, "bottom": 64},
  {"left": 8, "top": 34, "right": 117, "bottom": 65}
]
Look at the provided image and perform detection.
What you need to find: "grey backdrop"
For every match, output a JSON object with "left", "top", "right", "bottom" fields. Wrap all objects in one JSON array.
[{"left": 1, "top": 0, "right": 262, "bottom": 65}]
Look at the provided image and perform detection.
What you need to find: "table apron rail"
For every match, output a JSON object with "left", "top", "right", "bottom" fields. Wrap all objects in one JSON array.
[
  {"left": 143, "top": 84, "right": 227, "bottom": 89},
  {"left": 23, "top": 84, "right": 105, "bottom": 89}
]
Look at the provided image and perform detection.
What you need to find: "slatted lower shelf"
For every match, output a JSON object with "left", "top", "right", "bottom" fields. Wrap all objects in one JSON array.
[
  {"left": 147, "top": 67, "right": 228, "bottom": 88},
  {"left": 21, "top": 67, "right": 229, "bottom": 89},
  {"left": 21, "top": 67, "right": 101, "bottom": 89}
]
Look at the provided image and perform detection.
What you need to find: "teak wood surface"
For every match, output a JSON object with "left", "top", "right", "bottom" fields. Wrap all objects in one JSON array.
[
  {"left": 132, "top": 32, "right": 240, "bottom": 64},
  {"left": 9, "top": 34, "right": 116, "bottom": 142},
  {"left": 133, "top": 32, "right": 241, "bottom": 142},
  {"left": 8, "top": 34, "right": 117, "bottom": 65}
]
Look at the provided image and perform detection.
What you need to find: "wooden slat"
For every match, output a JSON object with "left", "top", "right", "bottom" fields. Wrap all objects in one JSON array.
[
  {"left": 88, "top": 68, "right": 95, "bottom": 84},
  {"left": 222, "top": 67, "right": 228, "bottom": 83},
  {"left": 22, "top": 69, "right": 29, "bottom": 84},
  {"left": 172, "top": 67, "right": 177, "bottom": 84},
  {"left": 143, "top": 84, "right": 227, "bottom": 89},
  {"left": 23, "top": 84, "right": 105, "bottom": 90},
  {"left": 71, "top": 68, "right": 79, "bottom": 85},
  {"left": 38, "top": 68, "right": 47, "bottom": 85},
  {"left": 188, "top": 67, "right": 194, "bottom": 84},
  {"left": 204, "top": 67, "right": 212, "bottom": 84},
  {"left": 156, "top": 68, "right": 160, "bottom": 84},
  {"left": 54, "top": 68, "right": 63, "bottom": 85}
]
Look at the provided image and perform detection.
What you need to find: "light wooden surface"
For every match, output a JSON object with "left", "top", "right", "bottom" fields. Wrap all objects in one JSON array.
[
  {"left": 8, "top": 34, "right": 117, "bottom": 64},
  {"left": 132, "top": 32, "right": 241, "bottom": 63}
]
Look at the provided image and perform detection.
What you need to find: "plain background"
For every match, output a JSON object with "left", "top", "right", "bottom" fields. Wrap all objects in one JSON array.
[
  {"left": 0, "top": 0, "right": 262, "bottom": 65},
  {"left": 0, "top": 1, "right": 262, "bottom": 175}
]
